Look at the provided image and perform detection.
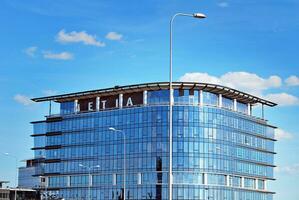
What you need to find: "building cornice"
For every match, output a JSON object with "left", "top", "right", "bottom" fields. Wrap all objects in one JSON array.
[{"left": 31, "top": 82, "right": 277, "bottom": 107}]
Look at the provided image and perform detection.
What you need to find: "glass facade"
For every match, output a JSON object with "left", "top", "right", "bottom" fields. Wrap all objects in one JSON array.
[
  {"left": 31, "top": 86, "right": 275, "bottom": 200},
  {"left": 18, "top": 166, "right": 41, "bottom": 189},
  {"left": 18, "top": 158, "right": 44, "bottom": 190}
]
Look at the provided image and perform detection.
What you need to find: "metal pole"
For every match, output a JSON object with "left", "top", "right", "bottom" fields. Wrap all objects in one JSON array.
[
  {"left": 169, "top": 13, "right": 206, "bottom": 200},
  {"left": 108, "top": 128, "right": 126, "bottom": 200},
  {"left": 169, "top": 14, "right": 174, "bottom": 200},
  {"left": 123, "top": 131, "right": 126, "bottom": 200},
  {"left": 79, "top": 164, "right": 99, "bottom": 200},
  {"left": 169, "top": 13, "right": 188, "bottom": 200},
  {"left": 169, "top": 14, "right": 189, "bottom": 200}
]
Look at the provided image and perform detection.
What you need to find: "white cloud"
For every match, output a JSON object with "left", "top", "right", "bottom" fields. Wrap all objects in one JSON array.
[
  {"left": 105, "top": 32, "right": 123, "bottom": 41},
  {"left": 24, "top": 46, "right": 37, "bottom": 57},
  {"left": 180, "top": 72, "right": 221, "bottom": 85},
  {"left": 42, "top": 90, "right": 58, "bottom": 96},
  {"left": 275, "top": 163, "right": 299, "bottom": 175},
  {"left": 43, "top": 51, "right": 73, "bottom": 60},
  {"left": 14, "top": 94, "right": 33, "bottom": 106},
  {"left": 274, "top": 128, "right": 294, "bottom": 140},
  {"left": 217, "top": 2, "right": 229, "bottom": 7},
  {"left": 285, "top": 75, "right": 299, "bottom": 86},
  {"left": 179, "top": 71, "right": 299, "bottom": 106},
  {"left": 264, "top": 93, "right": 299, "bottom": 106},
  {"left": 57, "top": 29, "right": 105, "bottom": 47},
  {"left": 179, "top": 72, "right": 281, "bottom": 96}
]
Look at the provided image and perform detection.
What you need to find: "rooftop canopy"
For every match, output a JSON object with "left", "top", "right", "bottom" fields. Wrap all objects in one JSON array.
[{"left": 31, "top": 82, "right": 277, "bottom": 107}]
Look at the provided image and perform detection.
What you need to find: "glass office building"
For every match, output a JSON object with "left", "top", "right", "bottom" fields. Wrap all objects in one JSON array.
[{"left": 30, "top": 82, "right": 276, "bottom": 200}]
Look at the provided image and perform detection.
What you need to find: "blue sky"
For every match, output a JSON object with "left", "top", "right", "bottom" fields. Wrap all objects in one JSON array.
[{"left": 0, "top": 0, "right": 298, "bottom": 199}]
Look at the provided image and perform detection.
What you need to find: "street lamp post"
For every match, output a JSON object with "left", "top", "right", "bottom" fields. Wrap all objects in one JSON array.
[
  {"left": 78, "top": 164, "right": 100, "bottom": 200},
  {"left": 108, "top": 127, "right": 126, "bottom": 200},
  {"left": 3, "top": 153, "right": 18, "bottom": 200},
  {"left": 169, "top": 12, "right": 206, "bottom": 200}
]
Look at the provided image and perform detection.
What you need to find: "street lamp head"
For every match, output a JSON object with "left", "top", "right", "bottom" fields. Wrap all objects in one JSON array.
[
  {"left": 95, "top": 165, "right": 100, "bottom": 168},
  {"left": 79, "top": 164, "right": 84, "bottom": 167},
  {"left": 193, "top": 13, "right": 207, "bottom": 19},
  {"left": 108, "top": 127, "right": 116, "bottom": 131}
]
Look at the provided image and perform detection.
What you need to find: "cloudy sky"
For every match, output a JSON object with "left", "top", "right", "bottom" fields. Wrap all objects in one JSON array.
[{"left": 0, "top": 0, "right": 298, "bottom": 199}]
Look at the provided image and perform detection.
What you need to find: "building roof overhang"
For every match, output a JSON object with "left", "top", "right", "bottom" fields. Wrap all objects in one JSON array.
[{"left": 31, "top": 82, "right": 277, "bottom": 107}]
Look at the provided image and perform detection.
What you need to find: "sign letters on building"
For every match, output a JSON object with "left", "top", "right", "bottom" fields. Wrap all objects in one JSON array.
[{"left": 76, "top": 92, "right": 143, "bottom": 112}]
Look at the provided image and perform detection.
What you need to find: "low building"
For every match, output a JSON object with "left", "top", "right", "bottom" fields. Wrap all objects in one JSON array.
[
  {"left": 0, "top": 180, "right": 41, "bottom": 200},
  {"left": 0, "top": 188, "right": 9, "bottom": 200},
  {"left": 0, "top": 187, "right": 40, "bottom": 200}
]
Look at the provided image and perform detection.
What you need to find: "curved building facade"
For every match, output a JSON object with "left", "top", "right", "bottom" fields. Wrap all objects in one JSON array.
[{"left": 31, "top": 82, "right": 276, "bottom": 200}]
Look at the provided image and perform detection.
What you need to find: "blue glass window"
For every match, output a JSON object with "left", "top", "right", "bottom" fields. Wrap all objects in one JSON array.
[
  {"left": 61, "top": 101, "right": 74, "bottom": 115},
  {"left": 202, "top": 92, "right": 218, "bottom": 106},
  {"left": 207, "top": 174, "right": 226, "bottom": 185},
  {"left": 70, "top": 175, "right": 88, "bottom": 187},
  {"left": 33, "top": 122, "right": 46, "bottom": 134},
  {"left": 237, "top": 101, "right": 247, "bottom": 113},
  {"left": 48, "top": 176, "right": 67, "bottom": 187},
  {"left": 258, "top": 179, "right": 265, "bottom": 190},
  {"left": 244, "top": 177, "right": 256, "bottom": 189},
  {"left": 147, "top": 90, "right": 169, "bottom": 105},
  {"left": 230, "top": 176, "right": 242, "bottom": 187},
  {"left": 222, "top": 97, "right": 234, "bottom": 110},
  {"left": 34, "top": 136, "right": 45, "bottom": 148}
]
